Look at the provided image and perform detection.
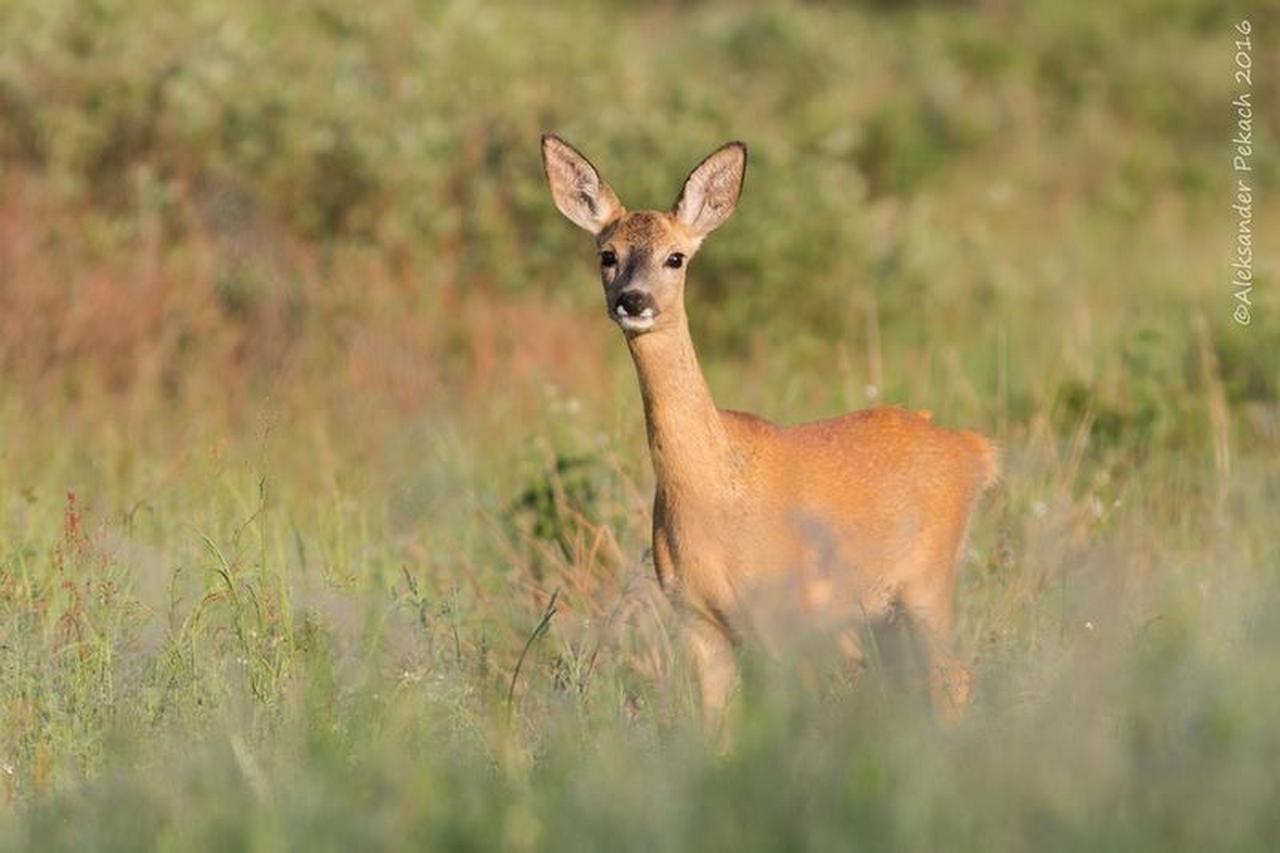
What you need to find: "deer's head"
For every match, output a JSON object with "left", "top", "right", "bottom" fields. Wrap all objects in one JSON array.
[{"left": 542, "top": 135, "right": 746, "bottom": 335}]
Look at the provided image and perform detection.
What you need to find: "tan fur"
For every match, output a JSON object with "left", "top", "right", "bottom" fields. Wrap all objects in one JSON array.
[{"left": 541, "top": 134, "right": 997, "bottom": 728}]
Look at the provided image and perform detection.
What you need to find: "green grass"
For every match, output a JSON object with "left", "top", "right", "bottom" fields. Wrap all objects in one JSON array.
[{"left": 1, "top": 0, "right": 1278, "bottom": 849}]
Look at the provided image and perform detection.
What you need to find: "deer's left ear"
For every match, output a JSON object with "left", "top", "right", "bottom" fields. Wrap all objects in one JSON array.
[
  {"left": 672, "top": 141, "right": 747, "bottom": 238},
  {"left": 542, "top": 134, "right": 625, "bottom": 235}
]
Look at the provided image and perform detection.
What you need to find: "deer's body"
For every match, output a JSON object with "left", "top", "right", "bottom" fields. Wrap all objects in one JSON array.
[{"left": 542, "top": 135, "right": 996, "bottom": 726}]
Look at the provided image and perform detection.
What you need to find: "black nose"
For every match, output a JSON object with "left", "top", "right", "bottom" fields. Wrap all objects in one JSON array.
[{"left": 615, "top": 290, "right": 654, "bottom": 317}]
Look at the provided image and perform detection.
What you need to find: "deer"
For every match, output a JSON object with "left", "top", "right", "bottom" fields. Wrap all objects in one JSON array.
[{"left": 540, "top": 134, "right": 998, "bottom": 730}]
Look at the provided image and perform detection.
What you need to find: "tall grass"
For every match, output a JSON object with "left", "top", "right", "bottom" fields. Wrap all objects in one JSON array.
[{"left": 0, "top": 0, "right": 1278, "bottom": 849}]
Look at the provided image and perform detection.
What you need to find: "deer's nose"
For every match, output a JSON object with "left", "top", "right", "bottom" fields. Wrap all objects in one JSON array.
[{"left": 614, "top": 290, "right": 655, "bottom": 318}]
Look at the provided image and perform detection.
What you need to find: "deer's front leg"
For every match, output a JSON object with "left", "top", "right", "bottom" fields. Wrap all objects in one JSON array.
[
  {"left": 687, "top": 614, "right": 738, "bottom": 737},
  {"left": 653, "top": 508, "right": 738, "bottom": 736}
]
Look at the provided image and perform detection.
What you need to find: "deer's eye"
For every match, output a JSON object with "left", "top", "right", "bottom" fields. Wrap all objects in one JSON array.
[
  {"left": 600, "top": 250, "right": 618, "bottom": 268},
  {"left": 665, "top": 252, "right": 685, "bottom": 269}
]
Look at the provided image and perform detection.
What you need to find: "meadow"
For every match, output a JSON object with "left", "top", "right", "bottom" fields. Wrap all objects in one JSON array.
[{"left": 1, "top": 0, "right": 1278, "bottom": 849}]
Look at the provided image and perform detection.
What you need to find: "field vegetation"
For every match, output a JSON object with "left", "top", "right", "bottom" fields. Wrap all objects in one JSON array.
[{"left": 0, "top": 0, "right": 1278, "bottom": 849}]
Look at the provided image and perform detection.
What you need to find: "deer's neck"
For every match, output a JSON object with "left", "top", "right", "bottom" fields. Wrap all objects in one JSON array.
[{"left": 626, "top": 314, "right": 732, "bottom": 503}]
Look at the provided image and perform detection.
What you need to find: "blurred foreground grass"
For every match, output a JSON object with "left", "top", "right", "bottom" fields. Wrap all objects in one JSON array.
[{"left": 1, "top": 0, "right": 1279, "bottom": 849}]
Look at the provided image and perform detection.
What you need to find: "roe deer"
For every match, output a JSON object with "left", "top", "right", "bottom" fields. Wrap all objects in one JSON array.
[{"left": 541, "top": 134, "right": 998, "bottom": 728}]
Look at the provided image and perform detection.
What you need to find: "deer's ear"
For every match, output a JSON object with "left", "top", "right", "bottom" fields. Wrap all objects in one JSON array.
[
  {"left": 542, "top": 134, "right": 624, "bottom": 235},
  {"left": 672, "top": 141, "right": 746, "bottom": 238}
]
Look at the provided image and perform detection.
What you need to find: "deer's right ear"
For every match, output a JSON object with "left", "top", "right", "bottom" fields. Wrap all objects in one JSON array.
[
  {"left": 541, "top": 134, "right": 624, "bottom": 235},
  {"left": 672, "top": 141, "right": 746, "bottom": 238}
]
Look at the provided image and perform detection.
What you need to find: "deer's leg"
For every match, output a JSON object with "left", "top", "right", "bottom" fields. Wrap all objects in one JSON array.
[
  {"left": 900, "top": 577, "right": 970, "bottom": 722},
  {"left": 687, "top": 616, "right": 738, "bottom": 737},
  {"left": 837, "top": 628, "right": 867, "bottom": 681}
]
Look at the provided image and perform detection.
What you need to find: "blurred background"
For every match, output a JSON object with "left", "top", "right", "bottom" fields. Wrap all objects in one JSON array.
[{"left": 0, "top": 0, "right": 1278, "bottom": 849}]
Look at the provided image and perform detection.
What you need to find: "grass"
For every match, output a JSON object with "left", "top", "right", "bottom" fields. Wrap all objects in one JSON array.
[{"left": 1, "top": 0, "right": 1278, "bottom": 849}]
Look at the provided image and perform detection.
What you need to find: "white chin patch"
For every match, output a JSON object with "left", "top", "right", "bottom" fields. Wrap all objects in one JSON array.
[{"left": 617, "top": 315, "right": 656, "bottom": 332}]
